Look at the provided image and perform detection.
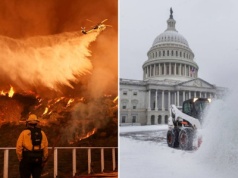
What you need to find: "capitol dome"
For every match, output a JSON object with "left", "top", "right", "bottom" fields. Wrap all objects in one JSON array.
[
  {"left": 152, "top": 30, "right": 189, "bottom": 47},
  {"left": 142, "top": 8, "right": 199, "bottom": 82}
]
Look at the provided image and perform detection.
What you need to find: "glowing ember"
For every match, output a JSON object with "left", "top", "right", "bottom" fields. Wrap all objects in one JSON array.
[
  {"left": 8, "top": 86, "right": 14, "bottom": 98},
  {"left": 43, "top": 107, "right": 49, "bottom": 115},
  {"left": 79, "top": 128, "right": 97, "bottom": 141},
  {"left": 113, "top": 96, "right": 118, "bottom": 103},
  {"left": 55, "top": 97, "right": 65, "bottom": 104},
  {"left": 0, "top": 86, "right": 15, "bottom": 98},
  {"left": 1, "top": 91, "right": 4, "bottom": 95},
  {"left": 66, "top": 99, "right": 74, "bottom": 107}
]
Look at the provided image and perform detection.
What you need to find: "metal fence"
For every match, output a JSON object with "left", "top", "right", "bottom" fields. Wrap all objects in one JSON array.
[{"left": 1, "top": 147, "right": 117, "bottom": 178}]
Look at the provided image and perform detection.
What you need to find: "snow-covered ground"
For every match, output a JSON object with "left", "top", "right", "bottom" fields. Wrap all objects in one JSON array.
[{"left": 120, "top": 91, "right": 238, "bottom": 178}]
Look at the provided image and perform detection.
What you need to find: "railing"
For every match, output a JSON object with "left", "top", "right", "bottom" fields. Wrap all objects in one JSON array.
[{"left": 1, "top": 147, "right": 117, "bottom": 178}]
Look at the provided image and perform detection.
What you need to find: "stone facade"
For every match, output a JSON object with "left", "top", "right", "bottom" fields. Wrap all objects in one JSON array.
[{"left": 120, "top": 11, "right": 226, "bottom": 126}]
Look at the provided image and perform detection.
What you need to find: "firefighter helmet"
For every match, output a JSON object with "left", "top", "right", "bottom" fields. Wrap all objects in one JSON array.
[{"left": 26, "top": 114, "right": 39, "bottom": 124}]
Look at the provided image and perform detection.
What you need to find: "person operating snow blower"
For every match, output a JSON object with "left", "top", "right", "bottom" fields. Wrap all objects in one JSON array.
[{"left": 16, "top": 114, "right": 48, "bottom": 178}]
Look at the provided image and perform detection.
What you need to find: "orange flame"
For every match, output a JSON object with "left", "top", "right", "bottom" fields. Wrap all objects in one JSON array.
[
  {"left": 0, "top": 86, "right": 15, "bottom": 98},
  {"left": 43, "top": 107, "right": 49, "bottom": 115},
  {"left": 1, "top": 90, "right": 5, "bottom": 96},
  {"left": 113, "top": 96, "right": 118, "bottom": 103},
  {"left": 66, "top": 98, "right": 74, "bottom": 107},
  {"left": 79, "top": 128, "right": 97, "bottom": 141},
  {"left": 8, "top": 86, "right": 14, "bottom": 98}
]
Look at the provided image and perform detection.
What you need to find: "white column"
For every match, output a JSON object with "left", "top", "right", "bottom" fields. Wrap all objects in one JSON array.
[
  {"left": 189, "top": 91, "right": 191, "bottom": 99},
  {"left": 205, "top": 92, "right": 207, "bottom": 98},
  {"left": 164, "top": 63, "right": 166, "bottom": 75},
  {"left": 148, "top": 90, "right": 151, "bottom": 111},
  {"left": 162, "top": 90, "right": 164, "bottom": 111},
  {"left": 177, "top": 91, "right": 179, "bottom": 106},
  {"left": 168, "top": 91, "right": 171, "bottom": 109},
  {"left": 194, "top": 91, "right": 197, "bottom": 97},
  {"left": 155, "top": 90, "right": 158, "bottom": 111}
]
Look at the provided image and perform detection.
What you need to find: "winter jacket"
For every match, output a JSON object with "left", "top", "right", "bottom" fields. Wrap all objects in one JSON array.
[{"left": 16, "top": 128, "right": 48, "bottom": 161}]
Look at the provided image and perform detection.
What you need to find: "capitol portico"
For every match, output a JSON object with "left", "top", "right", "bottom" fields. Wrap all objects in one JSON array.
[{"left": 120, "top": 9, "right": 226, "bottom": 126}]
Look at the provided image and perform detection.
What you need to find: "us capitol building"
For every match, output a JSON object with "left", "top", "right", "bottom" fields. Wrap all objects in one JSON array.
[{"left": 120, "top": 9, "right": 226, "bottom": 126}]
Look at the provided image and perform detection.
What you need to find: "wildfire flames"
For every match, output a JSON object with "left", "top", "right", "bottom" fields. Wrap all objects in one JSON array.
[
  {"left": 0, "top": 85, "right": 117, "bottom": 144},
  {"left": 1, "top": 86, "right": 15, "bottom": 98}
]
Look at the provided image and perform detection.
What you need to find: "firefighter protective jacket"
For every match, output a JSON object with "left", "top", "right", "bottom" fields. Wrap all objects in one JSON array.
[{"left": 16, "top": 129, "right": 48, "bottom": 161}]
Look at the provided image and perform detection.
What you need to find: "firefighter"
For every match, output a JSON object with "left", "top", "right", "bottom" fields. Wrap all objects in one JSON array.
[{"left": 16, "top": 114, "right": 48, "bottom": 178}]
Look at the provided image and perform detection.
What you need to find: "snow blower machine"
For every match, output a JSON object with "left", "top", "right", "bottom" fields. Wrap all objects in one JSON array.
[{"left": 167, "top": 98, "right": 211, "bottom": 150}]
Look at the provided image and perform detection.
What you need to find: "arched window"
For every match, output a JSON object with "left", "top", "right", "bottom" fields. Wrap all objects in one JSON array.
[
  {"left": 121, "top": 99, "right": 129, "bottom": 109},
  {"left": 132, "top": 116, "right": 136, "bottom": 123},
  {"left": 163, "top": 51, "right": 165, "bottom": 56},
  {"left": 167, "top": 50, "right": 169, "bottom": 56},
  {"left": 171, "top": 51, "right": 174, "bottom": 56},
  {"left": 176, "top": 51, "right": 178, "bottom": 57},
  {"left": 132, "top": 99, "right": 138, "bottom": 110},
  {"left": 151, "top": 115, "right": 155, "bottom": 125},
  {"left": 158, "top": 115, "right": 162, "bottom": 124},
  {"left": 121, "top": 116, "right": 126, "bottom": 123},
  {"left": 159, "top": 51, "right": 161, "bottom": 57},
  {"left": 180, "top": 52, "right": 182, "bottom": 57}
]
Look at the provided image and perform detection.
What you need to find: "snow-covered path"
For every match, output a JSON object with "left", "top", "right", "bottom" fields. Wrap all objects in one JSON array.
[{"left": 120, "top": 123, "right": 238, "bottom": 178}]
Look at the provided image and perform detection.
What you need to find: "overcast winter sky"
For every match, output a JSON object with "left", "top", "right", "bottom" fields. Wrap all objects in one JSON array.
[{"left": 120, "top": 0, "right": 238, "bottom": 89}]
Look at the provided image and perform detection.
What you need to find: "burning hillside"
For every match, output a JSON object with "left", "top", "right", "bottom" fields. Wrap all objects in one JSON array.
[{"left": 0, "top": 85, "right": 118, "bottom": 144}]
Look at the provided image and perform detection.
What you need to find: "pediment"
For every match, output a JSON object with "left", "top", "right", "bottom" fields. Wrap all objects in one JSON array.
[{"left": 177, "top": 78, "right": 214, "bottom": 89}]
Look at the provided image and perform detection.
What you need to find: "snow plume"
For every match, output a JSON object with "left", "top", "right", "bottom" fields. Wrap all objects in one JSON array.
[
  {"left": 0, "top": 32, "right": 99, "bottom": 91},
  {"left": 196, "top": 89, "right": 238, "bottom": 177}
]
